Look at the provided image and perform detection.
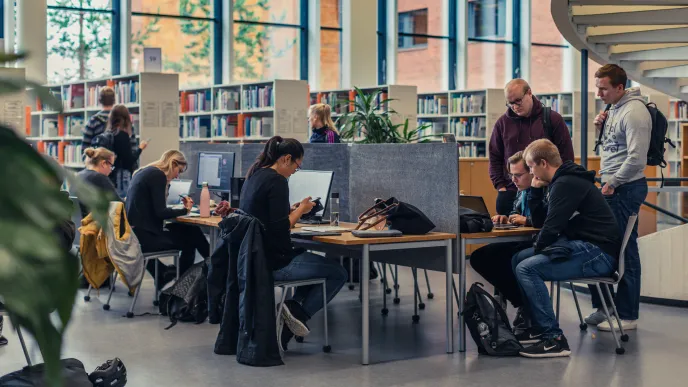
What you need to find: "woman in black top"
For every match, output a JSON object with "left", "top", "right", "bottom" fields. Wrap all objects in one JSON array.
[
  {"left": 106, "top": 104, "right": 148, "bottom": 197},
  {"left": 76, "top": 147, "right": 121, "bottom": 217},
  {"left": 240, "top": 136, "right": 347, "bottom": 350},
  {"left": 125, "top": 150, "right": 209, "bottom": 288}
]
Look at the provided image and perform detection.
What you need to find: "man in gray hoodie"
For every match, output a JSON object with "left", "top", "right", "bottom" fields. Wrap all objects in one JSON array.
[{"left": 586, "top": 64, "right": 650, "bottom": 332}]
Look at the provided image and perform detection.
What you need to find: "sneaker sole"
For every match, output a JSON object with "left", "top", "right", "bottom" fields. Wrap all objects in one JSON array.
[
  {"left": 281, "top": 306, "right": 311, "bottom": 337},
  {"left": 519, "top": 339, "right": 541, "bottom": 345},
  {"left": 519, "top": 350, "right": 571, "bottom": 358},
  {"left": 597, "top": 324, "right": 637, "bottom": 332}
]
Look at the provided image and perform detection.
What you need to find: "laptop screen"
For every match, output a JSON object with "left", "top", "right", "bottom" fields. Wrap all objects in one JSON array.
[
  {"left": 167, "top": 179, "right": 193, "bottom": 205},
  {"left": 460, "top": 195, "right": 489, "bottom": 214}
]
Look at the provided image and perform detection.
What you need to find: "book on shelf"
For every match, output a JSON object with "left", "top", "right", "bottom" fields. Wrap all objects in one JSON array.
[
  {"left": 215, "top": 89, "right": 240, "bottom": 111},
  {"left": 64, "top": 143, "right": 84, "bottom": 165},
  {"left": 319, "top": 92, "right": 350, "bottom": 114},
  {"left": 213, "top": 115, "right": 239, "bottom": 137},
  {"left": 43, "top": 142, "right": 59, "bottom": 161},
  {"left": 64, "top": 84, "right": 85, "bottom": 109},
  {"left": 418, "top": 121, "right": 447, "bottom": 138},
  {"left": 86, "top": 85, "right": 107, "bottom": 108},
  {"left": 539, "top": 95, "right": 572, "bottom": 115},
  {"left": 181, "top": 90, "right": 212, "bottom": 113},
  {"left": 451, "top": 117, "right": 486, "bottom": 138},
  {"left": 65, "top": 116, "right": 85, "bottom": 137},
  {"left": 42, "top": 118, "right": 58, "bottom": 137},
  {"left": 451, "top": 93, "right": 485, "bottom": 114},
  {"left": 670, "top": 100, "right": 687, "bottom": 120},
  {"left": 242, "top": 116, "right": 273, "bottom": 137},
  {"left": 418, "top": 95, "right": 448, "bottom": 115},
  {"left": 242, "top": 85, "right": 274, "bottom": 110},
  {"left": 181, "top": 116, "right": 211, "bottom": 138},
  {"left": 114, "top": 80, "right": 139, "bottom": 104},
  {"left": 131, "top": 114, "right": 140, "bottom": 137},
  {"left": 458, "top": 142, "right": 486, "bottom": 158}
]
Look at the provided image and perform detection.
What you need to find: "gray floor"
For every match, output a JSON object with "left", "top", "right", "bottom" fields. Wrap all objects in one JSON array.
[{"left": 2, "top": 267, "right": 688, "bottom": 387}]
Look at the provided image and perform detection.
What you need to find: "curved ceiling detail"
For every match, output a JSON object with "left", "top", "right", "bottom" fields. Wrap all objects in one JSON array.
[{"left": 551, "top": 0, "right": 688, "bottom": 100}]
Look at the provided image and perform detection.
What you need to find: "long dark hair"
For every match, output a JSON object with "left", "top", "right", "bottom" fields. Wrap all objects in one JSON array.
[
  {"left": 247, "top": 136, "right": 304, "bottom": 178},
  {"left": 106, "top": 104, "right": 133, "bottom": 136}
]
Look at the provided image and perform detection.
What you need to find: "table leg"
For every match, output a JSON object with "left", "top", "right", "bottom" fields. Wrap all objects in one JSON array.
[
  {"left": 362, "top": 244, "right": 370, "bottom": 365},
  {"left": 209, "top": 228, "right": 218, "bottom": 252},
  {"left": 445, "top": 239, "right": 454, "bottom": 354},
  {"left": 459, "top": 238, "right": 467, "bottom": 352}
]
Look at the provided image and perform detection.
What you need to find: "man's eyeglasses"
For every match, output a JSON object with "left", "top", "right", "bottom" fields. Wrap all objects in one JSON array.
[
  {"left": 506, "top": 95, "right": 527, "bottom": 108},
  {"left": 509, "top": 172, "right": 527, "bottom": 179}
]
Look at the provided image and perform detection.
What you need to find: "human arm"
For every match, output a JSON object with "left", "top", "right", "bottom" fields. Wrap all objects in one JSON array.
[
  {"left": 607, "top": 103, "right": 651, "bottom": 189},
  {"left": 149, "top": 170, "right": 188, "bottom": 219},
  {"left": 550, "top": 111, "right": 575, "bottom": 162},
  {"left": 288, "top": 197, "right": 316, "bottom": 228},
  {"left": 488, "top": 120, "right": 510, "bottom": 190},
  {"left": 527, "top": 187, "right": 548, "bottom": 228},
  {"left": 533, "top": 178, "right": 586, "bottom": 252}
]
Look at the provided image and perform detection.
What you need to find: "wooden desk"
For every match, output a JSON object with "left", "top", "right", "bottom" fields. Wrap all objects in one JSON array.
[
  {"left": 177, "top": 215, "right": 457, "bottom": 365},
  {"left": 457, "top": 227, "right": 539, "bottom": 352}
]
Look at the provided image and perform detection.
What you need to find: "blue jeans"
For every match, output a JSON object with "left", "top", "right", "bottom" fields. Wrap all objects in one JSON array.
[
  {"left": 591, "top": 178, "right": 647, "bottom": 320},
  {"left": 513, "top": 241, "right": 616, "bottom": 339},
  {"left": 273, "top": 252, "right": 348, "bottom": 318}
]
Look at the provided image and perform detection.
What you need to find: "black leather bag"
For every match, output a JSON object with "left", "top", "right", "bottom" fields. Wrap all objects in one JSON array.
[
  {"left": 159, "top": 260, "right": 208, "bottom": 329},
  {"left": 0, "top": 359, "right": 92, "bottom": 387},
  {"left": 459, "top": 207, "right": 493, "bottom": 233},
  {"left": 356, "top": 197, "right": 435, "bottom": 235}
]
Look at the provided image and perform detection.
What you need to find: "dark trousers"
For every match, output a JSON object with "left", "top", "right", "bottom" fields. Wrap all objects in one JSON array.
[
  {"left": 134, "top": 223, "right": 210, "bottom": 277},
  {"left": 590, "top": 178, "right": 648, "bottom": 320},
  {"left": 496, "top": 190, "right": 517, "bottom": 216},
  {"left": 469, "top": 241, "right": 531, "bottom": 308}
]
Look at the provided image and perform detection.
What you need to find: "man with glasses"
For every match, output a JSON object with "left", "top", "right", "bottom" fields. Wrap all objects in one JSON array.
[
  {"left": 469, "top": 151, "right": 548, "bottom": 332},
  {"left": 488, "top": 79, "right": 574, "bottom": 216}
]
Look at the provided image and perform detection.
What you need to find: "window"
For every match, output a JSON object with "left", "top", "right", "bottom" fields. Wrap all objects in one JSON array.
[
  {"left": 530, "top": 0, "right": 569, "bottom": 93},
  {"left": 398, "top": 9, "right": 428, "bottom": 49},
  {"left": 232, "top": 0, "right": 302, "bottom": 82},
  {"left": 321, "top": 0, "right": 342, "bottom": 89},
  {"left": 131, "top": 0, "right": 215, "bottom": 87},
  {"left": 467, "top": 41, "right": 507, "bottom": 89},
  {"left": 468, "top": 0, "right": 507, "bottom": 40},
  {"left": 46, "top": 0, "right": 113, "bottom": 84}
]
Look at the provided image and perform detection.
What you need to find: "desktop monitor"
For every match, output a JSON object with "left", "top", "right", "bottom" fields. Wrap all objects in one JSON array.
[
  {"left": 167, "top": 179, "right": 193, "bottom": 205},
  {"left": 197, "top": 152, "right": 235, "bottom": 193},
  {"left": 288, "top": 170, "right": 334, "bottom": 218}
]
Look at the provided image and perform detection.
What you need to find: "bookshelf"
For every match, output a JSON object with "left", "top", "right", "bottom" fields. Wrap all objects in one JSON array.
[
  {"left": 178, "top": 79, "right": 309, "bottom": 143},
  {"left": 27, "top": 72, "right": 180, "bottom": 168},
  {"left": 538, "top": 91, "right": 595, "bottom": 157},
  {"left": 0, "top": 67, "right": 27, "bottom": 137}
]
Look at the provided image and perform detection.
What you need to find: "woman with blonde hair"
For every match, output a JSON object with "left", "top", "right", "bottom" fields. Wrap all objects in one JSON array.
[
  {"left": 125, "top": 150, "right": 209, "bottom": 285},
  {"left": 76, "top": 147, "right": 120, "bottom": 217},
  {"left": 107, "top": 104, "right": 148, "bottom": 197},
  {"left": 308, "top": 103, "right": 340, "bottom": 143}
]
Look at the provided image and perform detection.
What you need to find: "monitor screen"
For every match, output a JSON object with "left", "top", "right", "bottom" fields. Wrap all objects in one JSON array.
[
  {"left": 197, "top": 152, "right": 235, "bottom": 192},
  {"left": 167, "top": 179, "right": 193, "bottom": 205},
  {"left": 288, "top": 170, "right": 334, "bottom": 217}
]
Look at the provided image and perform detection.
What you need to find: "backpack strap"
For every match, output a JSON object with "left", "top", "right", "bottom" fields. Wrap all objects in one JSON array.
[
  {"left": 541, "top": 106, "right": 553, "bottom": 140},
  {"left": 593, "top": 104, "right": 612, "bottom": 153}
]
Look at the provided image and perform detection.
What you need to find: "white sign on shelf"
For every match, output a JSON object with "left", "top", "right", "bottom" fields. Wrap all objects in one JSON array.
[{"left": 143, "top": 47, "right": 162, "bottom": 72}]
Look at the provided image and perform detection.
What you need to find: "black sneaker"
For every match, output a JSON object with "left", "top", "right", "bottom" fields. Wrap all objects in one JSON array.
[
  {"left": 512, "top": 307, "right": 528, "bottom": 331},
  {"left": 519, "top": 335, "right": 571, "bottom": 358},
  {"left": 515, "top": 327, "right": 546, "bottom": 345}
]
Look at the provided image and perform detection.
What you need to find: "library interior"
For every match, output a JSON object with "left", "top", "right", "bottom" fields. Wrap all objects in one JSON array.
[{"left": 3, "top": 0, "right": 688, "bottom": 386}]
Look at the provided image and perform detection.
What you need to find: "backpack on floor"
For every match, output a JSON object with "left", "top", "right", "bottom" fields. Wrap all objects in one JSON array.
[
  {"left": 158, "top": 260, "right": 208, "bottom": 329},
  {"left": 462, "top": 282, "right": 522, "bottom": 356},
  {"left": 0, "top": 358, "right": 92, "bottom": 387}
]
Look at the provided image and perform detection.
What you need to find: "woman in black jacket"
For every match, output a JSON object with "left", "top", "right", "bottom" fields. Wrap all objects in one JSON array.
[
  {"left": 106, "top": 104, "right": 147, "bottom": 197},
  {"left": 76, "top": 147, "right": 120, "bottom": 217},
  {"left": 240, "top": 136, "right": 347, "bottom": 351},
  {"left": 125, "top": 150, "right": 209, "bottom": 288}
]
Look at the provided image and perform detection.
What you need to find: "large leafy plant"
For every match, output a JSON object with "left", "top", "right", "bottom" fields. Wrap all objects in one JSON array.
[
  {"left": 0, "top": 53, "right": 110, "bottom": 386},
  {"left": 338, "top": 87, "right": 431, "bottom": 144}
]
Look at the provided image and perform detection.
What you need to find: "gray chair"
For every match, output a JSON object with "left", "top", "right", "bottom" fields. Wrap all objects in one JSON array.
[
  {"left": 556, "top": 213, "right": 637, "bottom": 355},
  {"left": 275, "top": 279, "right": 331, "bottom": 354}
]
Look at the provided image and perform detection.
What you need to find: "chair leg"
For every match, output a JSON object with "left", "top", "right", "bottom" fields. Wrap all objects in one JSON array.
[
  {"left": 153, "top": 259, "right": 159, "bottom": 306},
  {"left": 595, "top": 284, "right": 624, "bottom": 354},
  {"left": 17, "top": 327, "right": 32, "bottom": 366},
  {"left": 84, "top": 285, "right": 92, "bottom": 302},
  {"left": 424, "top": 269, "right": 434, "bottom": 299},
  {"left": 411, "top": 268, "right": 420, "bottom": 323},
  {"left": 569, "top": 282, "right": 587, "bottom": 330},
  {"left": 322, "top": 282, "right": 331, "bottom": 353},
  {"left": 604, "top": 284, "right": 629, "bottom": 342},
  {"left": 452, "top": 277, "right": 460, "bottom": 317},
  {"left": 348, "top": 258, "right": 354, "bottom": 291},
  {"left": 393, "top": 265, "right": 400, "bottom": 304},
  {"left": 412, "top": 268, "right": 425, "bottom": 310},
  {"left": 103, "top": 272, "right": 118, "bottom": 311},
  {"left": 556, "top": 281, "right": 561, "bottom": 323}
]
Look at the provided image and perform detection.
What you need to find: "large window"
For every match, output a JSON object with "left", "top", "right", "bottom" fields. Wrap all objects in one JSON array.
[
  {"left": 131, "top": 0, "right": 215, "bottom": 87},
  {"left": 529, "top": 0, "right": 569, "bottom": 94},
  {"left": 321, "top": 0, "right": 342, "bottom": 90},
  {"left": 467, "top": 0, "right": 512, "bottom": 89},
  {"left": 467, "top": 41, "right": 507, "bottom": 89},
  {"left": 47, "top": 0, "right": 113, "bottom": 84},
  {"left": 468, "top": 0, "right": 507, "bottom": 40},
  {"left": 398, "top": 9, "right": 428, "bottom": 49},
  {"left": 232, "top": 0, "right": 302, "bottom": 83}
]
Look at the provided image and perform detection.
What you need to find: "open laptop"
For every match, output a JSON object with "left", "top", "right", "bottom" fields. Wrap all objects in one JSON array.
[
  {"left": 461, "top": 195, "right": 518, "bottom": 229},
  {"left": 167, "top": 179, "right": 193, "bottom": 206}
]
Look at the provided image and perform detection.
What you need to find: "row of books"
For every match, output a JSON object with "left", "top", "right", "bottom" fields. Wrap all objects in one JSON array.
[
  {"left": 451, "top": 94, "right": 484, "bottom": 114},
  {"left": 41, "top": 118, "right": 59, "bottom": 137},
  {"left": 540, "top": 96, "right": 572, "bottom": 115},
  {"left": 317, "top": 93, "right": 350, "bottom": 114},
  {"left": 86, "top": 85, "right": 107, "bottom": 107},
  {"left": 215, "top": 90, "right": 240, "bottom": 111},
  {"left": 451, "top": 117, "right": 487, "bottom": 138},
  {"left": 114, "top": 80, "right": 140, "bottom": 105},
  {"left": 64, "top": 116, "right": 84, "bottom": 136},
  {"left": 181, "top": 117, "right": 211, "bottom": 138},
  {"left": 211, "top": 115, "right": 273, "bottom": 138},
  {"left": 62, "top": 84, "right": 85, "bottom": 110},
  {"left": 458, "top": 142, "right": 486, "bottom": 158},
  {"left": 670, "top": 100, "right": 688, "bottom": 120},
  {"left": 213, "top": 116, "right": 238, "bottom": 137},
  {"left": 242, "top": 116, "right": 273, "bottom": 137},
  {"left": 36, "top": 141, "right": 84, "bottom": 166},
  {"left": 417, "top": 122, "right": 447, "bottom": 138},
  {"left": 181, "top": 90, "right": 212, "bottom": 113},
  {"left": 242, "top": 86, "right": 274, "bottom": 110},
  {"left": 64, "top": 143, "right": 84, "bottom": 165},
  {"left": 418, "top": 96, "right": 449, "bottom": 115}
]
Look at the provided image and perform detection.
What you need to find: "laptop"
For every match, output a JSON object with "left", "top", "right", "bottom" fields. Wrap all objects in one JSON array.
[
  {"left": 460, "top": 195, "right": 490, "bottom": 214},
  {"left": 167, "top": 179, "right": 193, "bottom": 206}
]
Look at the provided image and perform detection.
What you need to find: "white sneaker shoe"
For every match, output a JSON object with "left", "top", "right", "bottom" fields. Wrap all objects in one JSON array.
[{"left": 597, "top": 319, "right": 637, "bottom": 331}]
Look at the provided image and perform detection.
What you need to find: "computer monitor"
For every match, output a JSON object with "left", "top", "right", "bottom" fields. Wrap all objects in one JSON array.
[
  {"left": 288, "top": 170, "right": 334, "bottom": 218},
  {"left": 167, "top": 179, "right": 193, "bottom": 205},
  {"left": 197, "top": 152, "right": 235, "bottom": 196}
]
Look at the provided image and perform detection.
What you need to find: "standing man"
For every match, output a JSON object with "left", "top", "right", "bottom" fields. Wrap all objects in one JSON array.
[
  {"left": 489, "top": 79, "right": 574, "bottom": 215},
  {"left": 585, "top": 64, "right": 651, "bottom": 332}
]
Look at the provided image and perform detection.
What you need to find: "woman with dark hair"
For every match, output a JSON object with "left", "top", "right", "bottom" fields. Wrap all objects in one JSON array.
[
  {"left": 107, "top": 104, "right": 148, "bottom": 197},
  {"left": 240, "top": 136, "right": 347, "bottom": 351}
]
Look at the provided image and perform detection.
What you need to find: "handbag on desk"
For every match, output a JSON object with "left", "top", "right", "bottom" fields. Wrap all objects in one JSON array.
[{"left": 355, "top": 197, "right": 435, "bottom": 235}]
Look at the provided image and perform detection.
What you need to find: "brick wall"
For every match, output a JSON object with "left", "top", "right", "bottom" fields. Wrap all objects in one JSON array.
[
  {"left": 321, "top": 0, "right": 342, "bottom": 90},
  {"left": 397, "top": 0, "right": 444, "bottom": 92}
]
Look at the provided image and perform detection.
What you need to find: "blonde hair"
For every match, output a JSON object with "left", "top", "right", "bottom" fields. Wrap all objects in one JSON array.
[
  {"left": 140, "top": 150, "right": 187, "bottom": 176},
  {"left": 523, "top": 139, "right": 563, "bottom": 167},
  {"left": 309, "top": 103, "right": 338, "bottom": 134},
  {"left": 84, "top": 147, "right": 115, "bottom": 167}
]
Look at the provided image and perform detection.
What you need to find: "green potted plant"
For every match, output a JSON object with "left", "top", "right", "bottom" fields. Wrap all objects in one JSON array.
[
  {"left": 0, "top": 52, "right": 110, "bottom": 386},
  {"left": 337, "top": 87, "right": 432, "bottom": 144}
]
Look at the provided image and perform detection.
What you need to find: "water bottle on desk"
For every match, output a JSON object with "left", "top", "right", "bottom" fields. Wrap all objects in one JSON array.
[
  {"left": 200, "top": 182, "right": 210, "bottom": 218},
  {"left": 330, "top": 192, "right": 340, "bottom": 226}
]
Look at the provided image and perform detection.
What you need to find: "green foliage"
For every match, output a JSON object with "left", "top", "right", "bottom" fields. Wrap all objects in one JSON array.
[
  {"left": 163, "top": 0, "right": 211, "bottom": 78},
  {"left": 338, "top": 87, "right": 431, "bottom": 144}
]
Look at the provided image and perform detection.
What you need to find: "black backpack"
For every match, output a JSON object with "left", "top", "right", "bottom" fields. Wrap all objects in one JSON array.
[
  {"left": 158, "top": 261, "right": 208, "bottom": 329},
  {"left": 459, "top": 207, "right": 493, "bottom": 233},
  {"left": 462, "top": 282, "right": 522, "bottom": 356},
  {"left": 0, "top": 358, "right": 92, "bottom": 386},
  {"left": 92, "top": 131, "right": 115, "bottom": 152},
  {"left": 541, "top": 106, "right": 555, "bottom": 140}
]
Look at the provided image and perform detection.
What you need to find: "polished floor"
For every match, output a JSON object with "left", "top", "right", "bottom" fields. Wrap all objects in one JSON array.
[{"left": 1, "top": 267, "right": 688, "bottom": 387}]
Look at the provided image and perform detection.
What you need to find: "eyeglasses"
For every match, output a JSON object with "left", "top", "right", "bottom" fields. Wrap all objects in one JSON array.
[
  {"left": 509, "top": 172, "right": 528, "bottom": 179},
  {"left": 505, "top": 94, "right": 527, "bottom": 108},
  {"left": 294, "top": 160, "right": 302, "bottom": 172},
  {"left": 104, "top": 160, "right": 115, "bottom": 171},
  {"left": 177, "top": 163, "right": 188, "bottom": 173}
]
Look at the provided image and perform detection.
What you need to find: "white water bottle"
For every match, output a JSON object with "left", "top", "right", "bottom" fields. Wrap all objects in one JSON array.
[{"left": 330, "top": 192, "right": 340, "bottom": 226}]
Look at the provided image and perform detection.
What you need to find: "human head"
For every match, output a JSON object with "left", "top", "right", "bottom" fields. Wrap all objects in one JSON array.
[
  {"left": 106, "top": 104, "right": 133, "bottom": 136},
  {"left": 504, "top": 79, "right": 534, "bottom": 117},
  {"left": 508, "top": 151, "right": 531, "bottom": 191},
  {"left": 595, "top": 64, "right": 627, "bottom": 105},
  {"left": 247, "top": 136, "right": 304, "bottom": 179},
  {"left": 99, "top": 86, "right": 116, "bottom": 109},
  {"left": 309, "top": 103, "right": 338, "bottom": 133},
  {"left": 84, "top": 147, "right": 115, "bottom": 176},
  {"left": 142, "top": 150, "right": 188, "bottom": 181},
  {"left": 523, "top": 139, "right": 562, "bottom": 183}
]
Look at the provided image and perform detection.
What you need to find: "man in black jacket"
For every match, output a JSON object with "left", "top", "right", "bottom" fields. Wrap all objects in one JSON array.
[{"left": 513, "top": 139, "right": 620, "bottom": 359}]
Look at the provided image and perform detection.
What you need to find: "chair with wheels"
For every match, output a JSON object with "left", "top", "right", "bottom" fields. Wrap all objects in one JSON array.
[{"left": 275, "top": 279, "right": 331, "bottom": 354}]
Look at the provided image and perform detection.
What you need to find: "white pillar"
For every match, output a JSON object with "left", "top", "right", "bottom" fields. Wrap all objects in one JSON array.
[
  {"left": 342, "top": 0, "right": 377, "bottom": 88},
  {"left": 308, "top": 0, "right": 321, "bottom": 90},
  {"left": 16, "top": 0, "right": 47, "bottom": 83},
  {"left": 385, "top": 0, "right": 397, "bottom": 85},
  {"left": 122, "top": 0, "right": 132, "bottom": 75},
  {"left": 456, "top": 0, "right": 468, "bottom": 89},
  {"left": 519, "top": 0, "right": 531, "bottom": 83},
  {"left": 565, "top": 45, "right": 580, "bottom": 92}
]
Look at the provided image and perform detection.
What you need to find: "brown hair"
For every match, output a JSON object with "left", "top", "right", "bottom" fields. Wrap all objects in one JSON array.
[
  {"left": 84, "top": 147, "right": 115, "bottom": 167},
  {"left": 309, "top": 103, "right": 338, "bottom": 134},
  {"left": 595, "top": 64, "right": 627, "bottom": 88},
  {"left": 140, "top": 150, "right": 188, "bottom": 176},
  {"left": 106, "top": 104, "right": 133, "bottom": 136},
  {"left": 508, "top": 151, "right": 529, "bottom": 172},
  {"left": 523, "top": 139, "right": 563, "bottom": 167},
  {"left": 247, "top": 136, "right": 304, "bottom": 178},
  {"left": 99, "top": 86, "right": 116, "bottom": 107}
]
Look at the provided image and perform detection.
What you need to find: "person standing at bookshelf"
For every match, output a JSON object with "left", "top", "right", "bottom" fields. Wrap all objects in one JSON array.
[
  {"left": 308, "top": 103, "right": 341, "bottom": 143},
  {"left": 107, "top": 105, "right": 148, "bottom": 197},
  {"left": 82, "top": 87, "right": 138, "bottom": 157},
  {"left": 488, "top": 79, "right": 574, "bottom": 215}
]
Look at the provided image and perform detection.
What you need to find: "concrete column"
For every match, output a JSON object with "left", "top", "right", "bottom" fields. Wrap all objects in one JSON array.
[
  {"left": 519, "top": 0, "right": 531, "bottom": 83},
  {"left": 16, "top": 0, "right": 47, "bottom": 83},
  {"left": 342, "top": 0, "right": 377, "bottom": 88},
  {"left": 456, "top": 0, "right": 468, "bottom": 89},
  {"left": 308, "top": 0, "right": 321, "bottom": 90}
]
